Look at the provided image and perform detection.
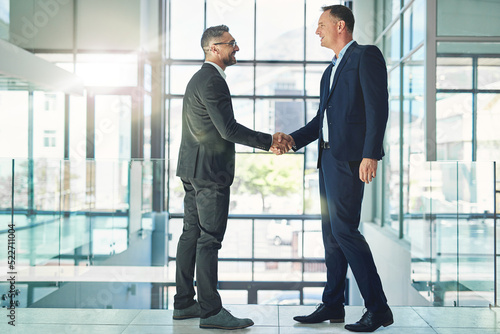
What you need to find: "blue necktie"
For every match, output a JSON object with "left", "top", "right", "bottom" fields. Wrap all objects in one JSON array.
[{"left": 329, "top": 56, "right": 337, "bottom": 92}]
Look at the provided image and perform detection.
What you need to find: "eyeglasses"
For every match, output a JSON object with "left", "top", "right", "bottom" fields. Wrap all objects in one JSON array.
[{"left": 213, "top": 41, "right": 237, "bottom": 48}]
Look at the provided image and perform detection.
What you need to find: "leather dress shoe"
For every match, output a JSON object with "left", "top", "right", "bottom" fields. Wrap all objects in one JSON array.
[
  {"left": 173, "top": 301, "right": 201, "bottom": 320},
  {"left": 199, "top": 308, "right": 254, "bottom": 330},
  {"left": 345, "top": 307, "right": 393, "bottom": 332},
  {"left": 293, "top": 303, "right": 345, "bottom": 323}
]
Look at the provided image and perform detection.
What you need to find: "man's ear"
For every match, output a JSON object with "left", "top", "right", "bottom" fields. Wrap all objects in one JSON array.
[{"left": 338, "top": 20, "right": 346, "bottom": 32}]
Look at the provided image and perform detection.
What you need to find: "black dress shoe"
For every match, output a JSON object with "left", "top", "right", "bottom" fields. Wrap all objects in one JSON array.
[
  {"left": 345, "top": 307, "right": 393, "bottom": 332},
  {"left": 293, "top": 303, "right": 345, "bottom": 323}
]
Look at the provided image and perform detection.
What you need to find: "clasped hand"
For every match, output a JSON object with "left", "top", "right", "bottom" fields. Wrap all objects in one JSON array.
[{"left": 270, "top": 132, "right": 295, "bottom": 155}]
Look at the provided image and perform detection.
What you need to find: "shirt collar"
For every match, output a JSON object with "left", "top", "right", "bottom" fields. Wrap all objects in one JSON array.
[
  {"left": 205, "top": 61, "right": 226, "bottom": 80},
  {"left": 333, "top": 40, "right": 355, "bottom": 65}
]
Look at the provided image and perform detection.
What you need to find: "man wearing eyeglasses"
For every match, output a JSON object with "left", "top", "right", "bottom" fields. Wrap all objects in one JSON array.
[{"left": 173, "top": 25, "right": 292, "bottom": 330}]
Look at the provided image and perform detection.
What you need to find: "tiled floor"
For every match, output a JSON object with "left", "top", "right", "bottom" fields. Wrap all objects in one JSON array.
[{"left": 1, "top": 305, "right": 499, "bottom": 333}]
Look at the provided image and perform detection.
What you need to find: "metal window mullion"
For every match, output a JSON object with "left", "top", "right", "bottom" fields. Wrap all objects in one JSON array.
[
  {"left": 86, "top": 92, "right": 95, "bottom": 159},
  {"left": 203, "top": 0, "right": 207, "bottom": 30},
  {"left": 253, "top": 0, "right": 257, "bottom": 154},
  {"left": 302, "top": 0, "right": 307, "bottom": 224},
  {"left": 28, "top": 91, "right": 35, "bottom": 216},
  {"left": 165, "top": 97, "right": 171, "bottom": 212},
  {"left": 435, "top": 36, "right": 500, "bottom": 43},
  {"left": 399, "top": 67, "right": 404, "bottom": 238},
  {"left": 64, "top": 95, "right": 70, "bottom": 159},
  {"left": 425, "top": 0, "right": 437, "bottom": 161},
  {"left": 374, "top": 0, "right": 416, "bottom": 46},
  {"left": 472, "top": 56, "right": 478, "bottom": 161},
  {"left": 163, "top": 0, "right": 170, "bottom": 213},
  {"left": 301, "top": 219, "right": 305, "bottom": 283},
  {"left": 456, "top": 161, "right": 460, "bottom": 306},
  {"left": 494, "top": 161, "right": 498, "bottom": 307},
  {"left": 167, "top": 0, "right": 171, "bottom": 59},
  {"left": 252, "top": 218, "right": 255, "bottom": 282},
  {"left": 58, "top": 160, "right": 63, "bottom": 267},
  {"left": 73, "top": 0, "right": 78, "bottom": 70},
  {"left": 429, "top": 161, "right": 434, "bottom": 298},
  {"left": 133, "top": 55, "right": 145, "bottom": 159},
  {"left": 398, "top": 4, "right": 404, "bottom": 238}
]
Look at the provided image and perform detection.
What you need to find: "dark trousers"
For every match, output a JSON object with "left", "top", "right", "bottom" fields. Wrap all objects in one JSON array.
[
  {"left": 174, "top": 177, "right": 230, "bottom": 318},
  {"left": 319, "top": 149, "right": 388, "bottom": 313}
]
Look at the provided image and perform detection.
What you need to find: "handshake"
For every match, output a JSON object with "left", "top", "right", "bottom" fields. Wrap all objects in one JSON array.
[{"left": 270, "top": 132, "right": 295, "bottom": 155}]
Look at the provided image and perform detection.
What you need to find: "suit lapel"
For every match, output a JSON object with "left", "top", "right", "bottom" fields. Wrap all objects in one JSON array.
[
  {"left": 327, "top": 41, "right": 357, "bottom": 101},
  {"left": 320, "top": 63, "right": 334, "bottom": 127},
  {"left": 321, "top": 64, "right": 333, "bottom": 103}
]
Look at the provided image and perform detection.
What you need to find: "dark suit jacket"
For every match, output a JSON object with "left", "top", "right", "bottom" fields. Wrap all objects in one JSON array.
[
  {"left": 290, "top": 42, "right": 388, "bottom": 165},
  {"left": 177, "top": 63, "right": 272, "bottom": 186}
]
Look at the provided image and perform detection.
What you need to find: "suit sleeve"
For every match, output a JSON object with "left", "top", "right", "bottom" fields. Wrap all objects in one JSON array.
[
  {"left": 289, "top": 110, "right": 321, "bottom": 151},
  {"left": 289, "top": 65, "right": 332, "bottom": 150},
  {"left": 359, "top": 46, "right": 389, "bottom": 160},
  {"left": 203, "top": 75, "right": 272, "bottom": 151}
]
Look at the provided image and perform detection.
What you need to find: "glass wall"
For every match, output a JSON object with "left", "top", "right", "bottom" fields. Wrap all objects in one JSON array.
[
  {"left": 2, "top": 0, "right": 500, "bottom": 310},
  {"left": 0, "top": 0, "right": 8, "bottom": 41},
  {"left": 437, "top": 0, "right": 500, "bottom": 37},
  {"left": 0, "top": 92, "right": 29, "bottom": 158},
  {"left": 376, "top": 0, "right": 500, "bottom": 306},
  {"left": 375, "top": 0, "right": 425, "bottom": 234},
  {"left": 435, "top": 43, "right": 500, "bottom": 162},
  {"left": 0, "top": 0, "right": 339, "bottom": 309},
  {"left": 166, "top": 0, "right": 337, "bottom": 218},
  {"left": 408, "top": 161, "right": 496, "bottom": 306},
  {"left": 165, "top": 0, "right": 339, "bottom": 306},
  {"left": 433, "top": 7, "right": 500, "bottom": 305}
]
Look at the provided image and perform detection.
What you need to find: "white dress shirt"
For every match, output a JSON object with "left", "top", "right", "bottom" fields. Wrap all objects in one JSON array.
[{"left": 322, "top": 40, "right": 355, "bottom": 142}]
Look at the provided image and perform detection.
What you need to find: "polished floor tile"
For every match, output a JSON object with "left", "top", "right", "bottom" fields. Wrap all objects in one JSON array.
[
  {"left": 129, "top": 309, "right": 175, "bottom": 326},
  {"left": 13, "top": 307, "right": 140, "bottom": 325},
  {"left": 278, "top": 305, "right": 323, "bottom": 327},
  {"left": 123, "top": 325, "right": 279, "bottom": 334},
  {"left": 0, "top": 323, "right": 127, "bottom": 334},
  {"left": 1, "top": 305, "right": 499, "bottom": 333},
  {"left": 225, "top": 304, "right": 279, "bottom": 326},
  {"left": 434, "top": 329, "right": 500, "bottom": 334},
  {"left": 279, "top": 305, "right": 437, "bottom": 333},
  {"left": 413, "top": 306, "right": 500, "bottom": 329}
]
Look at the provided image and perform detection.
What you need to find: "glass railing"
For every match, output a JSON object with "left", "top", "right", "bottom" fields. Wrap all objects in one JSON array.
[
  {"left": 0, "top": 158, "right": 163, "bottom": 309},
  {"left": 0, "top": 158, "right": 326, "bottom": 308},
  {"left": 0, "top": 159, "right": 158, "bottom": 268},
  {"left": 406, "top": 160, "right": 498, "bottom": 307},
  {"left": 0, "top": 158, "right": 498, "bottom": 309}
]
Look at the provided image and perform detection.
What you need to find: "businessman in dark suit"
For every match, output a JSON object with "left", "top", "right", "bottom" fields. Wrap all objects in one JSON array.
[
  {"left": 173, "top": 25, "right": 290, "bottom": 330},
  {"left": 281, "top": 5, "right": 393, "bottom": 332}
]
